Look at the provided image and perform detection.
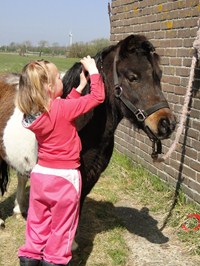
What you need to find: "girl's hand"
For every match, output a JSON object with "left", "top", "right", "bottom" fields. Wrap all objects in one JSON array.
[
  {"left": 80, "top": 70, "right": 87, "bottom": 88},
  {"left": 80, "top": 55, "right": 99, "bottom": 75},
  {"left": 76, "top": 71, "right": 88, "bottom": 94}
]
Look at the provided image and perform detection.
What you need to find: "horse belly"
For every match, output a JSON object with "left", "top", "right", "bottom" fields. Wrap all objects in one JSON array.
[{"left": 3, "top": 108, "right": 37, "bottom": 174}]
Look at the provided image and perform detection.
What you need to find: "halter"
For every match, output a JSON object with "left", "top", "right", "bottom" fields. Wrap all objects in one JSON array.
[{"left": 113, "top": 50, "right": 169, "bottom": 159}]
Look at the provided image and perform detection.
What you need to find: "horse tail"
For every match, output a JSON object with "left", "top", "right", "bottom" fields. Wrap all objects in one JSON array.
[{"left": 0, "top": 160, "right": 9, "bottom": 196}]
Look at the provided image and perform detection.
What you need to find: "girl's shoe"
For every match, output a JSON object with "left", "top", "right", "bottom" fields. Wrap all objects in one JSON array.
[
  {"left": 42, "top": 260, "right": 70, "bottom": 266},
  {"left": 19, "top": 256, "right": 42, "bottom": 266}
]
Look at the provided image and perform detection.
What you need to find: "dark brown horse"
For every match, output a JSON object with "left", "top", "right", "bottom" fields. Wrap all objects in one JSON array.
[{"left": 0, "top": 35, "right": 176, "bottom": 227}]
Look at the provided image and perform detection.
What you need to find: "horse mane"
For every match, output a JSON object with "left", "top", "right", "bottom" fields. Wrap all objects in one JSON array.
[
  {"left": 95, "top": 44, "right": 116, "bottom": 63},
  {"left": 62, "top": 62, "right": 83, "bottom": 98}
]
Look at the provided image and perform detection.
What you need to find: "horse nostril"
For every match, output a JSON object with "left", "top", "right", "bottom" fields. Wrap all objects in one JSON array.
[
  {"left": 161, "top": 119, "right": 169, "bottom": 128},
  {"left": 158, "top": 118, "right": 176, "bottom": 137},
  {"left": 158, "top": 118, "right": 170, "bottom": 136}
]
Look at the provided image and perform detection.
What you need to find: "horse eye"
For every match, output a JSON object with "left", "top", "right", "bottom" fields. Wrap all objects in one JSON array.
[{"left": 128, "top": 74, "right": 138, "bottom": 82}]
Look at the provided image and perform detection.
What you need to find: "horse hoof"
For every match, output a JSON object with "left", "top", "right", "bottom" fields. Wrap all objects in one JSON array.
[
  {"left": 0, "top": 219, "right": 5, "bottom": 229},
  {"left": 72, "top": 240, "right": 79, "bottom": 251}
]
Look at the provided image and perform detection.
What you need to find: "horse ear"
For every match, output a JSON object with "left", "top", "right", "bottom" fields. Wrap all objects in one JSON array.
[
  {"left": 141, "top": 40, "right": 155, "bottom": 53},
  {"left": 124, "top": 35, "right": 138, "bottom": 52},
  {"left": 141, "top": 40, "right": 160, "bottom": 65},
  {"left": 119, "top": 34, "right": 148, "bottom": 56}
]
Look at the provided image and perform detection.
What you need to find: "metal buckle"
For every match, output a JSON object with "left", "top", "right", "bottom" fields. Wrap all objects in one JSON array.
[
  {"left": 135, "top": 109, "right": 146, "bottom": 122},
  {"left": 114, "top": 86, "right": 123, "bottom": 98}
]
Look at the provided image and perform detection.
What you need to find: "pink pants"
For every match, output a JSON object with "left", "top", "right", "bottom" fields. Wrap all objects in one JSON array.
[{"left": 18, "top": 165, "right": 81, "bottom": 265}]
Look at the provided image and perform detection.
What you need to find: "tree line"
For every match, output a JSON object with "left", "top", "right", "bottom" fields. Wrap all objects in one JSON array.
[{"left": 0, "top": 38, "right": 110, "bottom": 58}]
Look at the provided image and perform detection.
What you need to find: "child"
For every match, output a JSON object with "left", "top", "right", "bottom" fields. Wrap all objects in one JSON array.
[{"left": 16, "top": 56, "right": 105, "bottom": 266}]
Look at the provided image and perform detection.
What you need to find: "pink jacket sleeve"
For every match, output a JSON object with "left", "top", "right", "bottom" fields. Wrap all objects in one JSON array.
[
  {"left": 60, "top": 74, "right": 105, "bottom": 121},
  {"left": 66, "top": 89, "right": 81, "bottom": 99}
]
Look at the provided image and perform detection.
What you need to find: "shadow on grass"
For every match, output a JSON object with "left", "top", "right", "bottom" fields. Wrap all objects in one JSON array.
[
  {"left": 0, "top": 192, "right": 16, "bottom": 222},
  {"left": 71, "top": 197, "right": 169, "bottom": 266},
  {"left": 0, "top": 186, "right": 29, "bottom": 224}
]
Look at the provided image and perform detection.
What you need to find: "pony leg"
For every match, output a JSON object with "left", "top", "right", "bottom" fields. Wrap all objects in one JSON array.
[
  {"left": 13, "top": 173, "right": 28, "bottom": 216},
  {"left": 0, "top": 218, "right": 5, "bottom": 228}
]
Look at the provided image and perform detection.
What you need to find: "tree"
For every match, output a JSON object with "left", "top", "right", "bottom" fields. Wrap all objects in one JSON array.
[
  {"left": 38, "top": 40, "right": 49, "bottom": 56},
  {"left": 67, "top": 38, "right": 110, "bottom": 58}
]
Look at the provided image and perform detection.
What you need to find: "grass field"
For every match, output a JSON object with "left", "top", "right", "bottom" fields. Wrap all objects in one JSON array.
[{"left": 0, "top": 53, "right": 78, "bottom": 74}]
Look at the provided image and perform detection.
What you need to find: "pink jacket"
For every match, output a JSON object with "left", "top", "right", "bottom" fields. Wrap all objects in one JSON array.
[{"left": 24, "top": 74, "right": 105, "bottom": 169}]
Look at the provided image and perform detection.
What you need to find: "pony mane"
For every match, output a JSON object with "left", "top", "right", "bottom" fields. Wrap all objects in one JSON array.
[
  {"left": 62, "top": 62, "right": 83, "bottom": 98},
  {"left": 95, "top": 44, "right": 116, "bottom": 63}
]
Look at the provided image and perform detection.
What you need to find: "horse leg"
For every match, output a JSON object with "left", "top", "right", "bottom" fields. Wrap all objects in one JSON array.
[
  {"left": 0, "top": 214, "right": 5, "bottom": 228},
  {"left": 13, "top": 173, "right": 29, "bottom": 217},
  {"left": 0, "top": 159, "right": 9, "bottom": 228}
]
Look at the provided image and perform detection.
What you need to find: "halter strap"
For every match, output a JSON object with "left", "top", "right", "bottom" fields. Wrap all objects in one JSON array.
[{"left": 114, "top": 86, "right": 169, "bottom": 122}]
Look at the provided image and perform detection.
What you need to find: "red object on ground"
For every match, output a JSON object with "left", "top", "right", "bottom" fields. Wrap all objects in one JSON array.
[{"left": 181, "top": 213, "right": 200, "bottom": 232}]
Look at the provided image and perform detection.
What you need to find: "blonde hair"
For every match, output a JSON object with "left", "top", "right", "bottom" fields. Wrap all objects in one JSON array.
[{"left": 16, "top": 60, "right": 55, "bottom": 115}]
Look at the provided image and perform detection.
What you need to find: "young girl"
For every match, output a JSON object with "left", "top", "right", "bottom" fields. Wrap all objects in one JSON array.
[{"left": 16, "top": 56, "right": 105, "bottom": 266}]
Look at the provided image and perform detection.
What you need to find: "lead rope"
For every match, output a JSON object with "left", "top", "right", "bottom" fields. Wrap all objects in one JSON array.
[{"left": 154, "top": 18, "right": 200, "bottom": 163}]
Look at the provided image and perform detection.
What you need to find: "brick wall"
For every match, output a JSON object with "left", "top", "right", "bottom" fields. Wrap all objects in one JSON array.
[{"left": 110, "top": 0, "right": 200, "bottom": 205}]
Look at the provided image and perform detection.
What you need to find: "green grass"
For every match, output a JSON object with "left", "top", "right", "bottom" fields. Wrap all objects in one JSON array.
[
  {"left": 0, "top": 53, "right": 78, "bottom": 73},
  {"left": 106, "top": 227, "right": 127, "bottom": 265},
  {"left": 99, "top": 151, "right": 172, "bottom": 210}
]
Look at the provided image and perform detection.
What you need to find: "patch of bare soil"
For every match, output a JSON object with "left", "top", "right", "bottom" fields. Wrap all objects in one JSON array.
[{"left": 115, "top": 198, "right": 200, "bottom": 266}]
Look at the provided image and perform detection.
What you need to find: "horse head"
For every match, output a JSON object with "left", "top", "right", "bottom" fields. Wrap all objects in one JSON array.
[{"left": 99, "top": 34, "right": 176, "bottom": 158}]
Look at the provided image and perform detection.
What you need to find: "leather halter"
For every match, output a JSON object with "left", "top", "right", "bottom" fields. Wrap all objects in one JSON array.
[{"left": 113, "top": 50, "right": 169, "bottom": 159}]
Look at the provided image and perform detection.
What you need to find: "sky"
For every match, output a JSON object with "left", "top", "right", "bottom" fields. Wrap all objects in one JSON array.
[{"left": 0, "top": 0, "right": 111, "bottom": 46}]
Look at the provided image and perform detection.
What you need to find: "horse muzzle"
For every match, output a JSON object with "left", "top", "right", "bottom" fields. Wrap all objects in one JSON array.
[
  {"left": 144, "top": 113, "right": 176, "bottom": 159},
  {"left": 144, "top": 108, "right": 176, "bottom": 140},
  {"left": 157, "top": 117, "right": 176, "bottom": 139}
]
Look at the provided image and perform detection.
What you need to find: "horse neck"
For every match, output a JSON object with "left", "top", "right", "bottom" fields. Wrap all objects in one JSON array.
[{"left": 79, "top": 101, "right": 122, "bottom": 149}]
